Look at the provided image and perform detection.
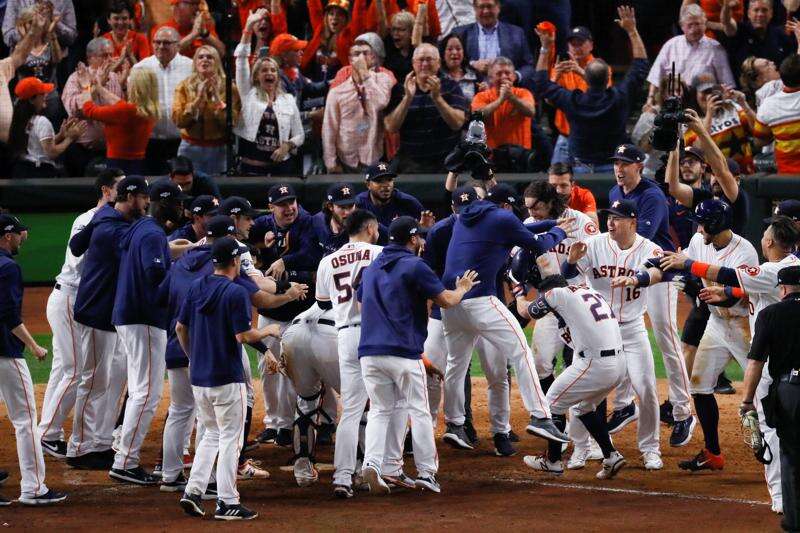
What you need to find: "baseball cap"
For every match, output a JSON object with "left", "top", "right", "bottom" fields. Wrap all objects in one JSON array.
[
  {"left": 726, "top": 157, "right": 741, "bottom": 176},
  {"left": 0, "top": 214, "right": 28, "bottom": 235},
  {"left": 206, "top": 215, "right": 237, "bottom": 238},
  {"left": 324, "top": 0, "right": 350, "bottom": 13},
  {"left": 365, "top": 162, "right": 396, "bottom": 182},
  {"left": 268, "top": 183, "right": 298, "bottom": 205},
  {"left": 567, "top": 26, "right": 593, "bottom": 42},
  {"left": 764, "top": 200, "right": 800, "bottom": 223},
  {"left": 680, "top": 146, "right": 706, "bottom": 164},
  {"left": 691, "top": 72, "right": 717, "bottom": 93},
  {"left": 602, "top": 199, "right": 638, "bottom": 218},
  {"left": 116, "top": 175, "right": 149, "bottom": 196},
  {"left": 451, "top": 185, "right": 478, "bottom": 211},
  {"left": 777, "top": 265, "right": 800, "bottom": 285},
  {"left": 168, "top": 156, "right": 194, "bottom": 176},
  {"left": 211, "top": 236, "right": 246, "bottom": 264},
  {"left": 269, "top": 33, "right": 308, "bottom": 57},
  {"left": 388, "top": 216, "right": 419, "bottom": 243},
  {"left": 189, "top": 195, "right": 219, "bottom": 216},
  {"left": 326, "top": 182, "right": 357, "bottom": 206},
  {"left": 610, "top": 144, "right": 646, "bottom": 164},
  {"left": 486, "top": 183, "right": 520, "bottom": 206},
  {"left": 14, "top": 77, "right": 55, "bottom": 100},
  {"left": 219, "top": 196, "right": 262, "bottom": 217},
  {"left": 149, "top": 179, "right": 190, "bottom": 202}
]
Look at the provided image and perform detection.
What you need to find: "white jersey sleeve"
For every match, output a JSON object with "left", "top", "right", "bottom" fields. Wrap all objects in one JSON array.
[
  {"left": 55, "top": 207, "right": 98, "bottom": 289},
  {"left": 319, "top": 242, "right": 383, "bottom": 328},
  {"left": 315, "top": 257, "right": 332, "bottom": 303},
  {"left": 735, "top": 254, "right": 800, "bottom": 329},
  {"left": 527, "top": 209, "right": 599, "bottom": 278},
  {"left": 543, "top": 285, "right": 623, "bottom": 355}
]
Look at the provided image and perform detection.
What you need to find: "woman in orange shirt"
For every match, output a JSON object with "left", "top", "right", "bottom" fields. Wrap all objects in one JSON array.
[
  {"left": 301, "top": 0, "right": 367, "bottom": 81},
  {"left": 102, "top": 1, "right": 151, "bottom": 64},
  {"left": 78, "top": 68, "right": 160, "bottom": 174}
]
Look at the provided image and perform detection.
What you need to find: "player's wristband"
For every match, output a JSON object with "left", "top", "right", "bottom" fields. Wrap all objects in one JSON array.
[
  {"left": 635, "top": 270, "right": 651, "bottom": 287},
  {"left": 274, "top": 278, "right": 291, "bottom": 294},
  {"left": 687, "top": 260, "right": 711, "bottom": 279},
  {"left": 724, "top": 286, "right": 745, "bottom": 299}
]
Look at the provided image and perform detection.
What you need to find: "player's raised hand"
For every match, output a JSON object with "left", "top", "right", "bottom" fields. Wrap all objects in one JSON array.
[
  {"left": 699, "top": 285, "right": 727, "bottom": 304},
  {"left": 615, "top": 5, "right": 637, "bottom": 33},
  {"left": 556, "top": 216, "right": 577, "bottom": 237},
  {"left": 610, "top": 275, "right": 636, "bottom": 288},
  {"left": 287, "top": 282, "right": 308, "bottom": 300},
  {"left": 567, "top": 241, "right": 587, "bottom": 264},
  {"left": 661, "top": 250, "right": 690, "bottom": 271},
  {"left": 419, "top": 210, "right": 435, "bottom": 229},
  {"left": 456, "top": 269, "right": 480, "bottom": 292}
]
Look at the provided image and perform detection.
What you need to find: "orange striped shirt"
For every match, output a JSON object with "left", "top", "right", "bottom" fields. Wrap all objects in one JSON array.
[
  {"left": 685, "top": 102, "right": 754, "bottom": 173},
  {"left": 754, "top": 88, "right": 800, "bottom": 174}
]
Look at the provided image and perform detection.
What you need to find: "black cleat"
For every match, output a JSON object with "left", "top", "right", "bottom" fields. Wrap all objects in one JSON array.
[
  {"left": 275, "top": 428, "right": 293, "bottom": 447},
  {"left": 109, "top": 466, "right": 159, "bottom": 485},
  {"left": 19, "top": 489, "right": 67, "bottom": 506},
  {"left": 714, "top": 373, "right": 736, "bottom": 395},
  {"left": 659, "top": 400, "right": 675, "bottom": 426},
  {"left": 442, "top": 423, "right": 474, "bottom": 450},
  {"left": 255, "top": 428, "right": 277, "bottom": 444},
  {"left": 607, "top": 402, "right": 638, "bottom": 434},
  {"left": 215, "top": 501, "right": 258, "bottom": 521},
  {"left": 507, "top": 429, "right": 519, "bottom": 443},
  {"left": 67, "top": 452, "right": 111, "bottom": 471},
  {"left": 41, "top": 439, "right": 67, "bottom": 459},
  {"left": 493, "top": 433, "right": 517, "bottom": 457},
  {"left": 464, "top": 421, "right": 480, "bottom": 446},
  {"left": 160, "top": 472, "right": 188, "bottom": 493},
  {"left": 180, "top": 492, "right": 205, "bottom": 517},
  {"left": 669, "top": 416, "right": 697, "bottom": 448},
  {"left": 333, "top": 484, "right": 354, "bottom": 499}
]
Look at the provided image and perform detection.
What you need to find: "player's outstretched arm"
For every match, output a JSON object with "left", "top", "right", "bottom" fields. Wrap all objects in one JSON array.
[
  {"left": 237, "top": 323, "right": 282, "bottom": 344},
  {"left": 433, "top": 269, "right": 480, "bottom": 309},
  {"left": 661, "top": 251, "right": 741, "bottom": 286}
]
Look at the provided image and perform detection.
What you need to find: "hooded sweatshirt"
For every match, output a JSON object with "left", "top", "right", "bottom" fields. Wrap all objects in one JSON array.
[
  {"left": 71, "top": 203, "right": 132, "bottom": 331},
  {"left": 443, "top": 201, "right": 567, "bottom": 299},
  {"left": 112, "top": 216, "right": 171, "bottom": 329},
  {"left": 357, "top": 244, "right": 445, "bottom": 359},
  {"left": 177, "top": 274, "right": 252, "bottom": 387}
]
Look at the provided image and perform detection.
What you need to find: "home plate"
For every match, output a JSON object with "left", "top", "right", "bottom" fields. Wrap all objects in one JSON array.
[{"left": 279, "top": 463, "right": 334, "bottom": 472}]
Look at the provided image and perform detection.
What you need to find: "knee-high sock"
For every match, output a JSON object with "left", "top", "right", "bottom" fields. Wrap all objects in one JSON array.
[
  {"left": 239, "top": 406, "right": 253, "bottom": 463},
  {"left": 540, "top": 374, "right": 555, "bottom": 395},
  {"left": 116, "top": 392, "right": 128, "bottom": 428},
  {"left": 547, "top": 414, "right": 567, "bottom": 462},
  {"left": 693, "top": 393, "right": 721, "bottom": 455},
  {"left": 596, "top": 399, "right": 607, "bottom": 427},
  {"left": 578, "top": 411, "right": 615, "bottom": 458}
]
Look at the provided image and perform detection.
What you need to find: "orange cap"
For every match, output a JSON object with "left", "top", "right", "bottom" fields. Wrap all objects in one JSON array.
[
  {"left": 324, "top": 0, "right": 350, "bottom": 14},
  {"left": 14, "top": 77, "right": 55, "bottom": 100},
  {"left": 536, "top": 21, "right": 556, "bottom": 35},
  {"left": 269, "top": 33, "right": 308, "bottom": 57}
]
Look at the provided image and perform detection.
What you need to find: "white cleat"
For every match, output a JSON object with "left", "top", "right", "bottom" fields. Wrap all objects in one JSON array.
[
  {"left": 642, "top": 452, "right": 663, "bottom": 471},
  {"left": 523, "top": 455, "right": 564, "bottom": 476},
  {"left": 292, "top": 457, "right": 318, "bottom": 487},
  {"left": 596, "top": 451, "right": 626, "bottom": 480},
  {"left": 238, "top": 459, "right": 269, "bottom": 480},
  {"left": 362, "top": 465, "right": 390, "bottom": 495}
]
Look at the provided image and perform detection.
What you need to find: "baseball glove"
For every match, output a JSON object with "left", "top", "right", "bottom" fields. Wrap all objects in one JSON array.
[{"left": 740, "top": 409, "right": 772, "bottom": 465}]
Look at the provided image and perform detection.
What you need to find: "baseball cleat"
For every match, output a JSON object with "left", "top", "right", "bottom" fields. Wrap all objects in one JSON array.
[
  {"left": 596, "top": 451, "right": 626, "bottom": 480},
  {"left": 678, "top": 449, "right": 724, "bottom": 472},
  {"left": 152, "top": 463, "right": 163, "bottom": 478},
  {"left": 415, "top": 475, "right": 441, "bottom": 493},
  {"left": 202, "top": 482, "right": 218, "bottom": 501},
  {"left": 362, "top": 465, "right": 390, "bottom": 495},
  {"left": 567, "top": 445, "right": 602, "bottom": 470},
  {"left": 317, "top": 423, "right": 336, "bottom": 446},
  {"left": 333, "top": 484, "right": 354, "bottom": 499},
  {"left": 18, "top": 489, "right": 68, "bottom": 506},
  {"left": 293, "top": 457, "right": 318, "bottom": 487},
  {"left": 670, "top": 416, "right": 697, "bottom": 448},
  {"left": 493, "top": 432, "right": 517, "bottom": 457},
  {"left": 714, "top": 372, "right": 736, "bottom": 395},
  {"left": 67, "top": 452, "right": 112, "bottom": 471},
  {"left": 607, "top": 402, "right": 638, "bottom": 434},
  {"left": 382, "top": 471, "right": 416, "bottom": 489},
  {"left": 180, "top": 492, "right": 205, "bottom": 517},
  {"left": 772, "top": 501, "right": 783, "bottom": 514},
  {"left": 523, "top": 455, "right": 564, "bottom": 476},
  {"left": 256, "top": 428, "right": 277, "bottom": 444},
  {"left": 160, "top": 472, "right": 188, "bottom": 493},
  {"left": 239, "top": 459, "right": 270, "bottom": 480},
  {"left": 442, "top": 423, "right": 474, "bottom": 450},
  {"left": 41, "top": 439, "right": 67, "bottom": 459},
  {"left": 0, "top": 470, "right": 8, "bottom": 484},
  {"left": 0, "top": 495, "right": 10, "bottom": 506},
  {"left": 526, "top": 417, "right": 569, "bottom": 444},
  {"left": 659, "top": 400, "right": 675, "bottom": 426},
  {"left": 507, "top": 429, "right": 519, "bottom": 443},
  {"left": 214, "top": 501, "right": 258, "bottom": 521},
  {"left": 242, "top": 440, "right": 259, "bottom": 453},
  {"left": 642, "top": 452, "right": 663, "bottom": 470},
  {"left": 465, "top": 421, "right": 480, "bottom": 445},
  {"left": 275, "top": 428, "right": 293, "bottom": 447},
  {"left": 109, "top": 466, "right": 159, "bottom": 486}
]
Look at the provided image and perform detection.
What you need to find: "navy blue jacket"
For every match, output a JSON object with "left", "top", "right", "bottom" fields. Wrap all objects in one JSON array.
[
  {"left": 355, "top": 189, "right": 424, "bottom": 227},
  {"left": 311, "top": 211, "right": 389, "bottom": 256},
  {"left": 454, "top": 21, "right": 535, "bottom": 84},
  {"left": 609, "top": 177, "right": 674, "bottom": 252},
  {"left": 423, "top": 214, "right": 456, "bottom": 321},
  {"left": 168, "top": 223, "right": 199, "bottom": 243},
  {"left": 112, "top": 217, "right": 171, "bottom": 329},
  {"left": 0, "top": 249, "right": 24, "bottom": 358},
  {"left": 71, "top": 204, "right": 131, "bottom": 331},
  {"left": 532, "top": 58, "right": 649, "bottom": 165},
  {"left": 357, "top": 244, "right": 445, "bottom": 359},
  {"left": 443, "top": 201, "right": 566, "bottom": 299}
]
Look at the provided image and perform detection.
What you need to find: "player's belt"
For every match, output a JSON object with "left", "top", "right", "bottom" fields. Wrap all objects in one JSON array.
[
  {"left": 338, "top": 323, "right": 361, "bottom": 331},
  {"left": 578, "top": 348, "right": 617, "bottom": 358},
  {"left": 291, "top": 317, "right": 336, "bottom": 327}
]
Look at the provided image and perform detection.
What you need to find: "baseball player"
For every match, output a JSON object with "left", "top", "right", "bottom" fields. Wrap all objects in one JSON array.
[
  {"left": 39, "top": 169, "right": 123, "bottom": 459},
  {"left": 0, "top": 215, "right": 67, "bottom": 505},
  {"left": 615, "top": 199, "right": 758, "bottom": 474},
  {"left": 658, "top": 215, "right": 800, "bottom": 513},
  {"left": 168, "top": 195, "right": 218, "bottom": 243},
  {"left": 67, "top": 175, "right": 149, "bottom": 469},
  {"left": 355, "top": 163, "right": 428, "bottom": 227},
  {"left": 440, "top": 187, "right": 572, "bottom": 448},
  {"left": 357, "top": 217, "right": 479, "bottom": 495},
  {"left": 110, "top": 180, "right": 187, "bottom": 485},
  {"left": 562, "top": 199, "right": 668, "bottom": 470},
  {"left": 522, "top": 179, "right": 598, "bottom": 392},
  {"left": 515, "top": 252, "right": 628, "bottom": 480},
  {"left": 176, "top": 237, "right": 281, "bottom": 521},
  {"left": 312, "top": 182, "right": 389, "bottom": 256},
  {"left": 608, "top": 143, "right": 694, "bottom": 443}
]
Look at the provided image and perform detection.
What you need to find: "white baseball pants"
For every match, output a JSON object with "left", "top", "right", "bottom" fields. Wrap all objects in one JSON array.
[
  {"left": 689, "top": 314, "right": 749, "bottom": 395},
  {"left": 186, "top": 382, "right": 247, "bottom": 505},
  {"left": 162, "top": 367, "right": 195, "bottom": 483},
  {"left": 361, "top": 356, "right": 437, "bottom": 479},
  {"left": 99, "top": 336, "right": 127, "bottom": 449},
  {"left": 442, "top": 296, "right": 550, "bottom": 425},
  {"left": 39, "top": 286, "right": 81, "bottom": 442},
  {"left": 113, "top": 324, "right": 167, "bottom": 470},
  {"left": 256, "top": 316, "right": 295, "bottom": 430},
  {"left": 546, "top": 352, "right": 626, "bottom": 416},
  {"left": 531, "top": 313, "right": 566, "bottom": 379},
  {"left": 0, "top": 357, "right": 50, "bottom": 499}
]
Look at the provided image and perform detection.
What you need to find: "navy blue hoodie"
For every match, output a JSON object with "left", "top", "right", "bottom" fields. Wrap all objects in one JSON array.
[
  {"left": 112, "top": 217, "right": 171, "bottom": 329},
  {"left": 443, "top": 201, "right": 566, "bottom": 299},
  {"left": 71, "top": 204, "right": 131, "bottom": 331},
  {"left": 311, "top": 211, "right": 389, "bottom": 256},
  {"left": 0, "top": 249, "right": 24, "bottom": 358},
  {"left": 355, "top": 189, "right": 424, "bottom": 227}
]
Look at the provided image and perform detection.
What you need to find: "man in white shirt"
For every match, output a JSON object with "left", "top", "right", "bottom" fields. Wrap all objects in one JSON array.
[{"left": 131, "top": 26, "right": 192, "bottom": 175}]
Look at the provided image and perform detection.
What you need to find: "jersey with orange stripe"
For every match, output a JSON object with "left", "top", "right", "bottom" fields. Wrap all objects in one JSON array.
[
  {"left": 754, "top": 89, "right": 800, "bottom": 173},
  {"left": 735, "top": 253, "right": 800, "bottom": 331},
  {"left": 684, "top": 102, "right": 753, "bottom": 172},
  {"left": 525, "top": 208, "right": 598, "bottom": 279}
]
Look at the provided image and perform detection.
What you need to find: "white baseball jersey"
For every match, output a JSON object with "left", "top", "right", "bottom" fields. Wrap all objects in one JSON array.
[
  {"left": 542, "top": 285, "right": 623, "bottom": 355},
  {"left": 525, "top": 208, "right": 599, "bottom": 274},
  {"left": 55, "top": 207, "right": 98, "bottom": 290},
  {"left": 735, "top": 254, "right": 800, "bottom": 331},
  {"left": 572, "top": 233, "right": 661, "bottom": 323},
  {"left": 316, "top": 241, "right": 383, "bottom": 328},
  {"left": 686, "top": 232, "right": 758, "bottom": 319}
]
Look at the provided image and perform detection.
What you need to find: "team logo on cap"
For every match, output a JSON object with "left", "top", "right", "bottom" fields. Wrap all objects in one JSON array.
[
  {"left": 612, "top": 200, "right": 621, "bottom": 208},
  {"left": 617, "top": 146, "right": 626, "bottom": 155},
  {"left": 377, "top": 163, "right": 388, "bottom": 171},
  {"left": 279, "top": 186, "right": 289, "bottom": 195},
  {"left": 125, "top": 184, "right": 137, "bottom": 191},
  {"left": 2, "top": 224, "right": 13, "bottom": 231},
  {"left": 342, "top": 187, "right": 351, "bottom": 195},
  {"left": 160, "top": 191, "right": 171, "bottom": 198},
  {"left": 230, "top": 207, "right": 241, "bottom": 214},
  {"left": 460, "top": 193, "right": 470, "bottom": 202}
]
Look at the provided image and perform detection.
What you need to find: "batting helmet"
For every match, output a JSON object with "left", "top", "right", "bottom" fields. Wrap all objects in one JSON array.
[
  {"left": 692, "top": 198, "right": 732, "bottom": 235},
  {"left": 509, "top": 248, "right": 543, "bottom": 289}
]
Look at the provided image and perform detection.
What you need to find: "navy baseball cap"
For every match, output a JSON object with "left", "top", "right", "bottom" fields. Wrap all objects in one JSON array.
[
  {"left": 567, "top": 26, "right": 593, "bottom": 42},
  {"left": 189, "top": 195, "right": 219, "bottom": 216},
  {"left": 726, "top": 157, "right": 741, "bottom": 176},
  {"left": 116, "top": 175, "right": 149, "bottom": 196},
  {"left": 486, "top": 183, "right": 520, "bottom": 206},
  {"left": 452, "top": 185, "right": 478, "bottom": 211},
  {"left": 206, "top": 215, "right": 237, "bottom": 238},
  {"left": 219, "top": 196, "right": 262, "bottom": 217},
  {"left": 268, "top": 183, "right": 297, "bottom": 205},
  {"left": 149, "top": 179, "right": 190, "bottom": 202},
  {"left": 681, "top": 146, "right": 706, "bottom": 164},
  {"left": 211, "top": 236, "right": 246, "bottom": 264},
  {"left": 610, "top": 144, "right": 646, "bottom": 164},
  {"left": 764, "top": 200, "right": 800, "bottom": 223},
  {"left": 777, "top": 265, "right": 800, "bottom": 285},
  {"left": 326, "top": 183, "right": 357, "bottom": 206},
  {"left": 388, "top": 216, "right": 419, "bottom": 243},
  {"left": 365, "top": 162, "right": 396, "bottom": 182},
  {"left": 0, "top": 214, "right": 27, "bottom": 235},
  {"left": 602, "top": 199, "right": 638, "bottom": 218}
]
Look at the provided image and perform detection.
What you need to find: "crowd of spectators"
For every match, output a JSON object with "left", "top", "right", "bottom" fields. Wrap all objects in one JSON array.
[{"left": 2, "top": 0, "right": 800, "bottom": 181}]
